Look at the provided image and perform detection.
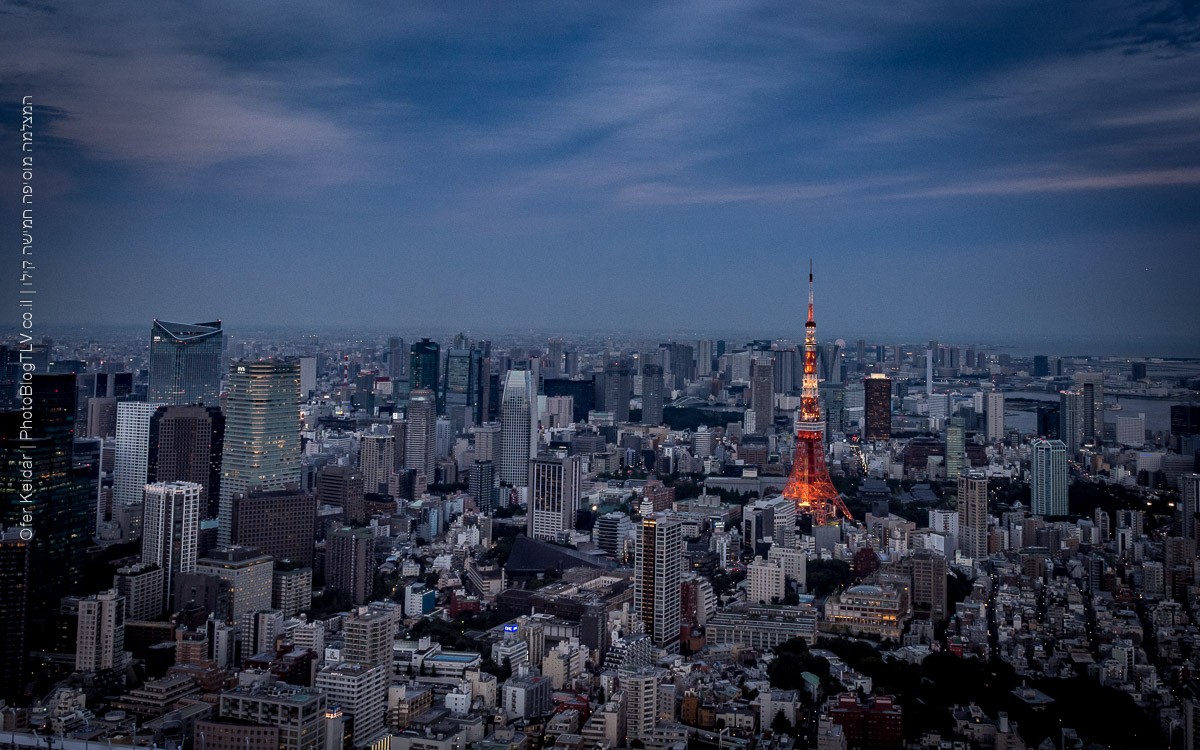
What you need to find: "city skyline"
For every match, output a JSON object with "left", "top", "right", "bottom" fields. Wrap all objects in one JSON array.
[{"left": 1, "top": 2, "right": 1198, "bottom": 351}]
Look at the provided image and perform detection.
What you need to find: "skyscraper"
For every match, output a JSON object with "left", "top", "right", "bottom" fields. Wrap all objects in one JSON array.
[
  {"left": 863, "top": 374, "right": 891, "bottom": 440},
  {"left": 141, "top": 481, "right": 201, "bottom": 613},
  {"left": 1181, "top": 473, "right": 1200, "bottom": 542},
  {"left": 527, "top": 454, "right": 582, "bottom": 541},
  {"left": 1060, "top": 389, "right": 1085, "bottom": 454},
  {"left": 985, "top": 391, "right": 1005, "bottom": 442},
  {"left": 0, "top": 528, "right": 29, "bottom": 702},
  {"left": 603, "top": 360, "right": 631, "bottom": 423},
  {"left": 945, "top": 417, "right": 965, "bottom": 480},
  {"left": 114, "top": 400, "right": 167, "bottom": 507},
  {"left": 387, "top": 337, "right": 406, "bottom": 380},
  {"left": 444, "top": 348, "right": 483, "bottom": 430},
  {"left": 147, "top": 319, "right": 223, "bottom": 406},
  {"left": 0, "top": 374, "right": 92, "bottom": 624},
  {"left": 148, "top": 404, "right": 224, "bottom": 518},
  {"left": 1031, "top": 439, "right": 1068, "bottom": 517},
  {"left": 500, "top": 370, "right": 536, "bottom": 486},
  {"left": 404, "top": 389, "right": 436, "bottom": 495},
  {"left": 750, "top": 357, "right": 774, "bottom": 434},
  {"left": 635, "top": 513, "right": 683, "bottom": 652},
  {"left": 641, "top": 364, "right": 664, "bottom": 426},
  {"left": 958, "top": 470, "right": 989, "bottom": 559},
  {"left": 1074, "top": 372, "right": 1105, "bottom": 445},
  {"left": 409, "top": 338, "right": 440, "bottom": 394},
  {"left": 219, "top": 359, "right": 301, "bottom": 546}
]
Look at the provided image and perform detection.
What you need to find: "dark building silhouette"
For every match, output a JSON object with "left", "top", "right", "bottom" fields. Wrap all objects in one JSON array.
[
  {"left": 409, "top": 338, "right": 440, "bottom": 395},
  {"left": 229, "top": 487, "right": 317, "bottom": 566},
  {"left": 641, "top": 364, "right": 664, "bottom": 426},
  {"left": 0, "top": 374, "right": 91, "bottom": 636},
  {"left": 315, "top": 464, "right": 366, "bottom": 525},
  {"left": 0, "top": 529, "right": 29, "bottom": 703},
  {"left": 543, "top": 377, "right": 595, "bottom": 423},
  {"left": 327, "top": 526, "right": 375, "bottom": 605},
  {"left": 863, "top": 374, "right": 892, "bottom": 440},
  {"left": 148, "top": 404, "right": 225, "bottom": 518}
]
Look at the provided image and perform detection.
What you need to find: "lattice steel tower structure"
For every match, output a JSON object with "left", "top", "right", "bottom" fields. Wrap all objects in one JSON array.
[{"left": 782, "top": 263, "right": 854, "bottom": 526}]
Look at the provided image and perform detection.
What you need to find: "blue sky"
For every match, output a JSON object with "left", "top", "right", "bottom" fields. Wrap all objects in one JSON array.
[{"left": 2, "top": 0, "right": 1199, "bottom": 353}]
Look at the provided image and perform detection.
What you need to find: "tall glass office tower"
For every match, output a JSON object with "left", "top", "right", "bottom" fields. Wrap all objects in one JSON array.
[
  {"left": 148, "top": 319, "right": 224, "bottom": 406},
  {"left": 499, "top": 370, "right": 536, "bottom": 486},
  {"left": 219, "top": 359, "right": 301, "bottom": 545}
]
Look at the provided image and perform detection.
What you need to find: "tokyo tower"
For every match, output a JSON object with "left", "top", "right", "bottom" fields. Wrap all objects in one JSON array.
[{"left": 782, "top": 262, "right": 854, "bottom": 526}]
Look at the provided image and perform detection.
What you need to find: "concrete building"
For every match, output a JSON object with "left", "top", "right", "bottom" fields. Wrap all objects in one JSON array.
[
  {"left": 315, "top": 662, "right": 388, "bottom": 748},
  {"left": 326, "top": 527, "right": 375, "bottom": 606},
  {"left": 527, "top": 454, "right": 582, "bottom": 541},
  {"left": 195, "top": 546, "right": 274, "bottom": 622},
  {"left": 76, "top": 589, "right": 127, "bottom": 672}
]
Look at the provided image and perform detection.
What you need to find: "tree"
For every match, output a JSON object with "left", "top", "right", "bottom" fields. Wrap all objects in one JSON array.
[{"left": 772, "top": 709, "right": 793, "bottom": 736}]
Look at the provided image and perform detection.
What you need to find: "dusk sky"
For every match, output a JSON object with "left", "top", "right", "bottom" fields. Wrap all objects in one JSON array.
[{"left": 2, "top": 1, "right": 1199, "bottom": 352}]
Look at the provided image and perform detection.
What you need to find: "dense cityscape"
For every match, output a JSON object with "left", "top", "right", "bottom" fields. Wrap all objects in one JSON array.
[
  {"left": 1, "top": 271, "right": 1199, "bottom": 750},
  {"left": 6, "top": 3, "right": 1200, "bottom": 750}
]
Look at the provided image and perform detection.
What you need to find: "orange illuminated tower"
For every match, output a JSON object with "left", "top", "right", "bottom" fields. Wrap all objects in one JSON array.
[{"left": 782, "top": 262, "right": 854, "bottom": 526}]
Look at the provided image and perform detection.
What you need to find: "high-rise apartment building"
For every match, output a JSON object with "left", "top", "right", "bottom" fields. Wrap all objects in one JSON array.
[
  {"left": 958, "top": 471, "right": 989, "bottom": 560},
  {"left": 404, "top": 389, "right": 436, "bottom": 495},
  {"left": 500, "top": 371, "right": 536, "bottom": 486},
  {"left": 343, "top": 603, "right": 400, "bottom": 668},
  {"left": 76, "top": 589, "right": 127, "bottom": 672},
  {"left": 527, "top": 454, "right": 582, "bottom": 541},
  {"left": 750, "top": 357, "right": 775, "bottom": 435},
  {"left": 114, "top": 562, "right": 165, "bottom": 622},
  {"left": 863, "top": 374, "right": 891, "bottom": 440},
  {"left": 316, "top": 662, "right": 389, "bottom": 748},
  {"left": 359, "top": 434, "right": 395, "bottom": 496},
  {"left": 985, "top": 391, "right": 1005, "bottom": 442},
  {"left": 114, "top": 400, "right": 167, "bottom": 507},
  {"left": 147, "top": 319, "right": 224, "bottom": 406},
  {"left": 1181, "top": 473, "right": 1200, "bottom": 542},
  {"left": 219, "top": 359, "right": 301, "bottom": 545},
  {"left": 641, "top": 364, "right": 664, "bottom": 426},
  {"left": 1031, "top": 439, "right": 1068, "bottom": 517},
  {"left": 945, "top": 417, "right": 965, "bottom": 480},
  {"left": 148, "top": 404, "right": 224, "bottom": 518},
  {"left": 635, "top": 513, "right": 683, "bottom": 652},
  {"left": 141, "top": 481, "right": 201, "bottom": 612}
]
